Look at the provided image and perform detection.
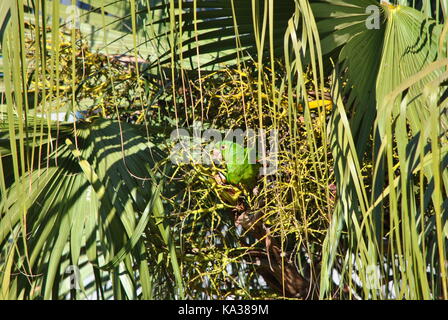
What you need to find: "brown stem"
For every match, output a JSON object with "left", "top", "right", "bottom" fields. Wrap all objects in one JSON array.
[{"left": 235, "top": 211, "right": 315, "bottom": 299}]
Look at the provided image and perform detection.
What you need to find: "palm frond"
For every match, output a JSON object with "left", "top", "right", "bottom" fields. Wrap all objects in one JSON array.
[{"left": 0, "top": 119, "right": 183, "bottom": 299}]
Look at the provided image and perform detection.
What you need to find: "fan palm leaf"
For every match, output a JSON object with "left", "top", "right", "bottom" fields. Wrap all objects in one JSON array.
[{"left": 0, "top": 119, "right": 184, "bottom": 299}]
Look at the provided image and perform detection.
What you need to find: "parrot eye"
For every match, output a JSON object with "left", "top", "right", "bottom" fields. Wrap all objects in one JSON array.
[{"left": 221, "top": 145, "right": 226, "bottom": 150}]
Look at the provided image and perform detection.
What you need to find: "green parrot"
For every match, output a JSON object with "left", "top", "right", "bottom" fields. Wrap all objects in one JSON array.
[{"left": 212, "top": 140, "right": 260, "bottom": 190}]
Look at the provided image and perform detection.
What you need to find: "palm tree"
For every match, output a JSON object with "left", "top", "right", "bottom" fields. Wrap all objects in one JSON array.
[
  {"left": 149, "top": 0, "right": 448, "bottom": 299},
  {"left": 0, "top": 0, "right": 447, "bottom": 299}
]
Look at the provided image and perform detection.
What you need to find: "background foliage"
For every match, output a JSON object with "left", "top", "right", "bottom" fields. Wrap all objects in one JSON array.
[{"left": 0, "top": 0, "right": 447, "bottom": 299}]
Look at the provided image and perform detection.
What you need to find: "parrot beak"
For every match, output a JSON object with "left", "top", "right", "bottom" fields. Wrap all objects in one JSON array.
[
  {"left": 218, "top": 171, "right": 226, "bottom": 181},
  {"left": 213, "top": 172, "right": 227, "bottom": 185}
]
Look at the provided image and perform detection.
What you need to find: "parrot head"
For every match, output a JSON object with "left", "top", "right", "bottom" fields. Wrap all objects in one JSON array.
[{"left": 211, "top": 140, "right": 245, "bottom": 165}]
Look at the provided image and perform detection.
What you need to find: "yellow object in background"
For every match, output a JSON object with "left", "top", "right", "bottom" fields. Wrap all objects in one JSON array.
[{"left": 298, "top": 99, "right": 333, "bottom": 112}]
